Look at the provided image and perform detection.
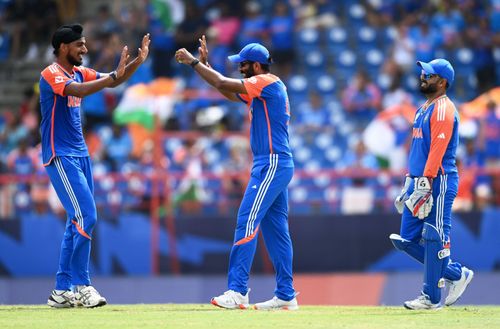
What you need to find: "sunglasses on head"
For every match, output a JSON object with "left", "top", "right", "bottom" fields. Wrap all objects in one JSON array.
[{"left": 421, "top": 70, "right": 438, "bottom": 80}]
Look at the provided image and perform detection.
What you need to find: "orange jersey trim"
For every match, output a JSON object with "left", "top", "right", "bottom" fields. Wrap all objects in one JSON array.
[
  {"left": 423, "top": 97, "right": 455, "bottom": 177},
  {"left": 258, "top": 96, "right": 273, "bottom": 154},
  {"left": 242, "top": 74, "right": 280, "bottom": 99},
  {"left": 42, "top": 95, "right": 57, "bottom": 166}
]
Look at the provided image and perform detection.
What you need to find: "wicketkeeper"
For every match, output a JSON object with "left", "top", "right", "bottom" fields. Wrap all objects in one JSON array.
[{"left": 391, "top": 58, "right": 473, "bottom": 310}]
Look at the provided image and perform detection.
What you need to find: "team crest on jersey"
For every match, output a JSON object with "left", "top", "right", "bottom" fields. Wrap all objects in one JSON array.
[
  {"left": 248, "top": 77, "right": 258, "bottom": 84},
  {"left": 414, "top": 112, "right": 421, "bottom": 124}
]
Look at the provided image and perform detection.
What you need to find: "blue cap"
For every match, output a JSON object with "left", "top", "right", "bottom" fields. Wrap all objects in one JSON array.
[
  {"left": 417, "top": 58, "right": 455, "bottom": 88},
  {"left": 228, "top": 43, "right": 271, "bottom": 64}
]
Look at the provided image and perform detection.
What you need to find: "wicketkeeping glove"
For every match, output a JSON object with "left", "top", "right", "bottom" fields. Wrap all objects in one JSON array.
[
  {"left": 405, "top": 176, "right": 433, "bottom": 220},
  {"left": 394, "top": 175, "right": 412, "bottom": 214}
]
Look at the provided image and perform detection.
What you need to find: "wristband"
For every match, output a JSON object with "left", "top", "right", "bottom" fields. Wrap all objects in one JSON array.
[
  {"left": 190, "top": 59, "right": 200, "bottom": 67},
  {"left": 109, "top": 71, "right": 117, "bottom": 80}
]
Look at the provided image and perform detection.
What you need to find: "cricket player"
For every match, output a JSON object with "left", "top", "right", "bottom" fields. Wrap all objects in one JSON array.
[
  {"left": 175, "top": 38, "right": 298, "bottom": 310},
  {"left": 392, "top": 58, "right": 474, "bottom": 309},
  {"left": 40, "top": 24, "right": 150, "bottom": 308}
]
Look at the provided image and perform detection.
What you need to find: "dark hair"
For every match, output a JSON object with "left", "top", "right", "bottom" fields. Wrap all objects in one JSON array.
[
  {"left": 52, "top": 24, "right": 84, "bottom": 55},
  {"left": 260, "top": 63, "right": 270, "bottom": 72}
]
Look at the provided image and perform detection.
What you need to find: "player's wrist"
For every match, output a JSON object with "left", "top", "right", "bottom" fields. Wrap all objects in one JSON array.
[
  {"left": 109, "top": 71, "right": 118, "bottom": 81},
  {"left": 190, "top": 59, "right": 200, "bottom": 68}
]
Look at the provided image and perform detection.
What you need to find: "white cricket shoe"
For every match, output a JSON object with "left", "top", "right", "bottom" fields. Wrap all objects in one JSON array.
[
  {"left": 74, "top": 286, "right": 107, "bottom": 308},
  {"left": 404, "top": 294, "right": 441, "bottom": 310},
  {"left": 445, "top": 266, "right": 474, "bottom": 306},
  {"left": 211, "top": 290, "right": 250, "bottom": 309},
  {"left": 47, "top": 290, "right": 78, "bottom": 308},
  {"left": 254, "top": 296, "right": 299, "bottom": 310}
]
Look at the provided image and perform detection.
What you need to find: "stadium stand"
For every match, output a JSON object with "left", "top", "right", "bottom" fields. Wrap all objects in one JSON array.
[{"left": 0, "top": 0, "right": 499, "bottom": 218}]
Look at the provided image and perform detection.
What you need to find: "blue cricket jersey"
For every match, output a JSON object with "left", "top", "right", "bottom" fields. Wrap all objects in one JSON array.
[
  {"left": 39, "top": 63, "right": 101, "bottom": 166},
  {"left": 236, "top": 73, "right": 293, "bottom": 166},
  {"left": 408, "top": 95, "right": 459, "bottom": 177}
]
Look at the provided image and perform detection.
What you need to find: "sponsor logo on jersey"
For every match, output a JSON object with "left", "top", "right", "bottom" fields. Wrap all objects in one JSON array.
[{"left": 67, "top": 96, "right": 82, "bottom": 108}]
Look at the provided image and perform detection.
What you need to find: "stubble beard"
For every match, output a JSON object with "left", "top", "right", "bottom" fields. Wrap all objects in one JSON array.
[
  {"left": 420, "top": 82, "right": 438, "bottom": 95},
  {"left": 67, "top": 53, "right": 83, "bottom": 66}
]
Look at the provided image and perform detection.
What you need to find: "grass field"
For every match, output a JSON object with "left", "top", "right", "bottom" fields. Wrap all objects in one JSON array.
[{"left": 1, "top": 304, "right": 499, "bottom": 329}]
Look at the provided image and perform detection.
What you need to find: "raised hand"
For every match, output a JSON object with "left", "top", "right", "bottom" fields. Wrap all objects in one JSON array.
[
  {"left": 198, "top": 35, "right": 209, "bottom": 65},
  {"left": 137, "top": 33, "right": 151, "bottom": 64},
  {"left": 115, "top": 46, "right": 130, "bottom": 79}
]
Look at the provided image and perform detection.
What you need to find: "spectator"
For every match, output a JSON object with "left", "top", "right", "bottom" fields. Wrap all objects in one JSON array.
[
  {"left": 390, "top": 21, "right": 416, "bottom": 73},
  {"left": 409, "top": 16, "right": 442, "bottom": 64},
  {"left": 175, "top": 2, "right": 208, "bottom": 54},
  {"left": 268, "top": 1, "right": 295, "bottom": 78},
  {"left": 237, "top": 1, "right": 267, "bottom": 49},
  {"left": 103, "top": 124, "right": 133, "bottom": 171},
  {"left": 342, "top": 70, "right": 382, "bottom": 130},
  {"left": 172, "top": 138, "right": 209, "bottom": 213},
  {"left": 478, "top": 100, "right": 500, "bottom": 166},
  {"left": 430, "top": 1, "right": 465, "bottom": 48},
  {"left": 295, "top": 91, "right": 329, "bottom": 131},
  {"left": 0, "top": 112, "right": 28, "bottom": 160}
]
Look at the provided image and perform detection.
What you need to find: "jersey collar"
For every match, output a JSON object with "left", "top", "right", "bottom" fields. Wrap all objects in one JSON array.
[
  {"left": 53, "top": 62, "right": 75, "bottom": 78},
  {"left": 422, "top": 94, "right": 447, "bottom": 111}
]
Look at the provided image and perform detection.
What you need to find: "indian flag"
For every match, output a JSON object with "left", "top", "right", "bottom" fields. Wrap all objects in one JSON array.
[{"left": 113, "top": 78, "right": 178, "bottom": 131}]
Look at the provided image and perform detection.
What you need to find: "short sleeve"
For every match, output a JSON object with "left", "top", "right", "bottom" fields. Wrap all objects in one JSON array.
[
  {"left": 40, "top": 67, "right": 73, "bottom": 96},
  {"left": 75, "top": 66, "right": 99, "bottom": 82},
  {"left": 241, "top": 74, "right": 279, "bottom": 99}
]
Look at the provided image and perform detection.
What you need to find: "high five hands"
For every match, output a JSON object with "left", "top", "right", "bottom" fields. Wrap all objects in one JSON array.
[
  {"left": 175, "top": 34, "right": 209, "bottom": 66},
  {"left": 115, "top": 33, "right": 151, "bottom": 79}
]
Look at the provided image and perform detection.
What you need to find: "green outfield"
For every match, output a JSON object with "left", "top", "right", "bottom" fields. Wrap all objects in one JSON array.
[{"left": 1, "top": 305, "right": 499, "bottom": 329}]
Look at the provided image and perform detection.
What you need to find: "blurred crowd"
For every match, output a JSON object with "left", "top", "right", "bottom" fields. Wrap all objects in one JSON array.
[{"left": 0, "top": 0, "right": 499, "bottom": 218}]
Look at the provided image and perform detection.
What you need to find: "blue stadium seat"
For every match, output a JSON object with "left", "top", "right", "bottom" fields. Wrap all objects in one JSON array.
[
  {"left": 325, "top": 26, "right": 349, "bottom": 56},
  {"left": 304, "top": 50, "right": 327, "bottom": 75},
  {"left": 334, "top": 50, "right": 357, "bottom": 86},
  {"left": 312, "top": 74, "right": 336, "bottom": 96},
  {"left": 315, "top": 131, "right": 333, "bottom": 150},
  {"left": 355, "top": 26, "right": 379, "bottom": 53},
  {"left": 381, "top": 25, "right": 397, "bottom": 46},
  {"left": 346, "top": 3, "right": 368, "bottom": 29},
  {"left": 403, "top": 73, "right": 419, "bottom": 93},
  {"left": 287, "top": 74, "right": 309, "bottom": 104},
  {"left": 495, "top": 47, "right": 500, "bottom": 84},
  {"left": 452, "top": 47, "right": 475, "bottom": 77},
  {"left": 361, "top": 48, "right": 384, "bottom": 78},
  {"left": 295, "top": 27, "right": 321, "bottom": 56}
]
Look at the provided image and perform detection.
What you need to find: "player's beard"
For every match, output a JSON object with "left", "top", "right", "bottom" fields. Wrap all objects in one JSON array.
[
  {"left": 67, "top": 53, "right": 83, "bottom": 66},
  {"left": 419, "top": 81, "right": 438, "bottom": 94},
  {"left": 242, "top": 66, "right": 255, "bottom": 78}
]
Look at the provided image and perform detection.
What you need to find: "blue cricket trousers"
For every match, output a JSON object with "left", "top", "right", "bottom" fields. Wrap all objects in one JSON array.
[
  {"left": 228, "top": 154, "right": 296, "bottom": 301},
  {"left": 45, "top": 156, "right": 97, "bottom": 290},
  {"left": 401, "top": 173, "right": 462, "bottom": 302}
]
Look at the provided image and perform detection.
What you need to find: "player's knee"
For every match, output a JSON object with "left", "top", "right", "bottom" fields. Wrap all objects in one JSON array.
[
  {"left": 422, "top": 223, "right": 441, "bottom": 242},
  {"left": 389, "top": 233, "right": 411, "bottom": 251},
  {"left": 422, "top": 223, "right": 450, "bottom": 260}
]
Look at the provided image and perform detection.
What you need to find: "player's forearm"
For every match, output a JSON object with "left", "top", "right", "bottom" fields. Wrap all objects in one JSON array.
[
  {"left": 64, "top": 75, "right": 115, "bottom": 98},
  {"left": 218, "top": 90, "right": 239, "bottom": 101},
  {"left": 109, "top": 57, "right": 142, "bottom": 87},
  {"left": 193, "top": 62, "right": 244, "bottom": 95}
]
